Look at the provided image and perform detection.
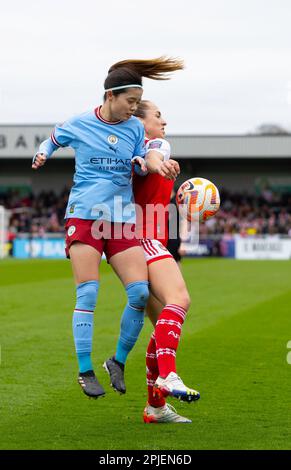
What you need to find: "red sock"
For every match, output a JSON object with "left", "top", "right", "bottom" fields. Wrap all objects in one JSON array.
[
  {"left": 155, "top": 304, "right": 187, "bottom": 378},
  {"left": 146, "top": 332, "right": 166, "bottom": 408}
]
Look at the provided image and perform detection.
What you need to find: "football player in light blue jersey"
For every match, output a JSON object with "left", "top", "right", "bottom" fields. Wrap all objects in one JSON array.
[{"left": 32, "top": 57, "right": 182, "bottom": 400}]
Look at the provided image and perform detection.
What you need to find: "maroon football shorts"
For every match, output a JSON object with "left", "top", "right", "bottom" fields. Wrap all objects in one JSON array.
[{"left": 65, "top": 218, "right": 141, "bottom": 261}]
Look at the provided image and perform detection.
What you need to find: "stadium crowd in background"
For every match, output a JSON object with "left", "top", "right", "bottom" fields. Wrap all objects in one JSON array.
[
  {"left": 2, "top": 186, "right": 291, "bottom": 242},
  {"left": 203, "top": 188, "right": 291, "bottom": 237},
  {"left": 1, "top": 188, "right": 69, "bottom": 242}
]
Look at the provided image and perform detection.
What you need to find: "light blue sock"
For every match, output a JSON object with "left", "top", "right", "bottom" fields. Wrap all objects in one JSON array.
[
  {"left": 73, "top": 280, "right": 99, "bottom": 373},
  {"left": 115, "top": 281, "right": 149, "bottom": 365}
]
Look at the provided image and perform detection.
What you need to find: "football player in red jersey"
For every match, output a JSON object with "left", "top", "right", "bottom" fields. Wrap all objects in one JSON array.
[
  {"left": 135, "top": 101, "right": 200, "bottom": 423},
  {"left": 105, "top": 100, "right": 200, "bottom": 423}
]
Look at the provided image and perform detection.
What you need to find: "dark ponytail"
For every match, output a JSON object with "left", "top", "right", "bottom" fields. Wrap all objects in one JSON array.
[{"left": 103, "top": 56, "right": 184, "bottom": 100}]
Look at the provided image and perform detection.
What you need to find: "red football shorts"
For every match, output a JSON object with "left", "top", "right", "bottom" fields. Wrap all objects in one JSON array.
[{"left": 65, "top": 218, "right": 141, "bottom": 261}]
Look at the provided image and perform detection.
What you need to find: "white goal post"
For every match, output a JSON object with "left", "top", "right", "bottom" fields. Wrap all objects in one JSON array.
[{"left": 0, "top": 205, "right": 9, "bottom": 258}]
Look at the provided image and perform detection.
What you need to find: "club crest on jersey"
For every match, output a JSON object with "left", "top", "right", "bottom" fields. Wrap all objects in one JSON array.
[
  {"left": 68, "top": 226, "right": 76, "bottom": 236},
  {"left": 108, "top": 135, "right": 118, "bottom": 145}
]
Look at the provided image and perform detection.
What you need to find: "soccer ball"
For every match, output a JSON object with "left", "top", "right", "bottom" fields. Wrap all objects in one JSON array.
[{"left": 176, "top": 177, "right": 220, "bottom": 222}]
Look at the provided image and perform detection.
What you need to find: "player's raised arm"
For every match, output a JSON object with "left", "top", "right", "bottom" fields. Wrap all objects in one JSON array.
[
  {"left": 145, "top": 139, "right": 180, "bottom": 180},
  {"left": 32, "top": 119, "right": 76, "bottom": 170}
]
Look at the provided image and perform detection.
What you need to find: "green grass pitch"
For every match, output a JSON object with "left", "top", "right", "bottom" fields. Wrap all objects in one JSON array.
[{"left": 0, "top": 258, "right": 291, "bottom": 450}]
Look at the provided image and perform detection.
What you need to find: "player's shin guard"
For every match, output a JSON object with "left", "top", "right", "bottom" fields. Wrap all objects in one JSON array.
[
  {"left": 73, "top": 280, "right": 99, "bottom": 373},
  {"left": 115, "top": 281, "right": 149, "bottom": 364},
  {"left": 146, "top": 332, "right": 166, "bottom": 408},
  {"left": 155, "top": 304, "right": 187, "bottom": 378}
]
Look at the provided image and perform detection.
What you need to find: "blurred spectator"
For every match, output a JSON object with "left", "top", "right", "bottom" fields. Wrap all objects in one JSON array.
[{"left": 1, "top": 187, "right": 69, "bottom": 236}]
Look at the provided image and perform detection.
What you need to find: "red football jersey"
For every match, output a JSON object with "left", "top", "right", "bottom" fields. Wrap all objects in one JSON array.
[{"left": 133, "top": 138, "right": 174, "bottom": 246}]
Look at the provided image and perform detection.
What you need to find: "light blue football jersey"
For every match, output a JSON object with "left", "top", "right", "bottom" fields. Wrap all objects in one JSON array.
[{"left": 37, "top": 107, "right": 145, "bottom": 222}]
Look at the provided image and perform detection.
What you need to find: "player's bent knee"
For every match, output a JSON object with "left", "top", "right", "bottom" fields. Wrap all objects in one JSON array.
[
  {"left": 169, "top": 290, "right": 191, "bottom": 312},
  {"left": 126, "top": 281, "right": 149, "bottom": 311},
  {"left": 76, "top": 280, "right": 99, "bottom": 311},
  {"left": 182, "top": 291, "right": 191, "bottom": 311}
]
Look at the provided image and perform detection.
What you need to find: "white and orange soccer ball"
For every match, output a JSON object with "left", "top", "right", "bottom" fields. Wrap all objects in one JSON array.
[{"left": 176, "top": 177, "right": 220, "bottom": 222}]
